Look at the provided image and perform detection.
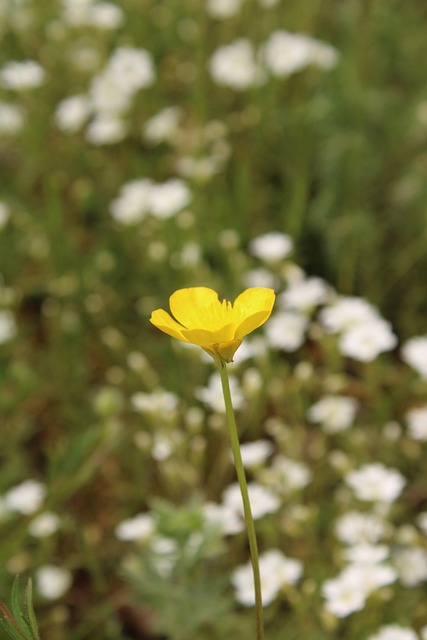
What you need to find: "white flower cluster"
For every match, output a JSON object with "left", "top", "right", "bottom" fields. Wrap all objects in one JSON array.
[
  {"left": 232, "top": 549, "right": 303, "bottom": 606},
  {"left": 319, "top": 295, "right": 398, "bottom": 361},
  {"left": 307, "top": 395, "right": 358, "bottom": 434},
  {"left": 55, "top": 46, "right": 155, "bottom": 144},
  {"left": 209, "top": 31, "right": 339, "bottom": 90},
  {"left": 110, "top": 177, "right": 191, "bottom": 224},
  {"left": 60, "top": 0, "right": 124, "bottom": 30},
  {"left": 0, "top": 59, "right": 45, "bottom": 90},
  {"left": 402, "top": 336, "right": 427, "bottom": 380}
]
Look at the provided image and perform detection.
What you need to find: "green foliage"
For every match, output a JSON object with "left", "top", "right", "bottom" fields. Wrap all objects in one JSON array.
[{"left": 0, "top": 578, "right": 40, "bottom": 640}]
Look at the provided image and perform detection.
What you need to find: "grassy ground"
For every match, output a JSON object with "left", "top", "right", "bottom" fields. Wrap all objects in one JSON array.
[{"left": 1, "top": 1, "right": 427, "bottom": 639}]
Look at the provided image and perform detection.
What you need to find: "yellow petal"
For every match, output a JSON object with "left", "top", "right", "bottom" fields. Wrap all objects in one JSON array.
[
  {"left": 217, "top": 338, "right": 242, "bottom": 363},
  {"left": 182, "top": 323, "right": 236, "bottom": 347},
  {"left": 169, "top": 287, "right": 220, "bottom": 329},
  {"left": 150, "top": 309, "right": 188, "bottom": 342},
  {"left": 234, "top": 288, "right": 275, "bottom": 338}
]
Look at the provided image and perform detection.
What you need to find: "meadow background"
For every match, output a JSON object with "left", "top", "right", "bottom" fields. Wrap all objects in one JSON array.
[{"left": 1, "top": 0, "right": 427, "bottom": 639}]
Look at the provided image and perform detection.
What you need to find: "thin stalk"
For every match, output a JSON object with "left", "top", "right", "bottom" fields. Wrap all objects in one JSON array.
[{"left": 219, "top": 363, "right": 264, "bottom": 640}]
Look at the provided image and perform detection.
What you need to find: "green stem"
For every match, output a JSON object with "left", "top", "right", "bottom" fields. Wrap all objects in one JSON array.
[{"left": 219, "top": 363, "right": 264, "bottom": 640}]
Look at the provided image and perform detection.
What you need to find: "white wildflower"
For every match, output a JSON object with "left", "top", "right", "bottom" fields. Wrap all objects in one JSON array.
[
  {"left": 149, "top": 179, "right": 191, "bottom": 219},
  {"left": 345, "top": 463, "right": 405, "bottom": 504},
  {"left": 249, "top": 232, "right": 293, "bottom": 263},
  {"left": 406, "top": 405, "right": 427, "bottom": 441},
  {"left": 223, "top": 482, "right": 280, "bottom": 520},
  {"left": 4, "top": 480, "right": 46, "bottom": 515},
  {"left": 115, "top": 513, "right": 155, "bottom": 541},
  {"left": 196, "top": 372, "right": 244, "bottom": 412},
  {"left": 0, "top": 60, "right": 45, "bottom": 90},
  {"left": 232, "top": 549, "right": 302, "bottom": 606},
  {"left": 85, "top": 115, "right": 126, "bottom": 144},
  {"left": 207, "top": 0, "right": 244, "bottom": 18},
  {"left": 0, "top": 310, "right": 16, "bottom": 343},
  {"left": 143, "top": 106, "right": 182, "bottom": 144},
  {"left": 209, "top": 39, "right": 263, "bottom": 90},
  {"left": 307, "top": 395, "right": 358, "bottom": 434},
  {"left": 368, "top": 624, "right": 418, "bottom": 640},
  {"left": 339, "top": 318, "right": 397, "bottom": 361},
  {"left": 55, "top": 94, "right": 91, "bottom": 133},
  {"left": 402, "top": 336, "right": 427, "bottom": 380},
  {"left": 319, "top": 296, "right": 379, "bottom": 333},
  {"left": 280, "top": 277, "right": 329, "bottom": 313},
  {"left": 264, "top": 311, "right": 308, "bottom": 352},
  {"left": 110, "top": 179, "right": 154, "bottom": 224},
  {"left": 393, "top": 546, "right": 427, "bottom": 586},
  {"left": 35, "top": 566, "right": 72, "bottom": 600},
  {"left": 28, "top": 512, "right": 61, "bottom": 537},
  {"left": 335, "top": 511, "right": 388, "bottom": 545},
  {"left": 239, "top": 439, "right": 274, "bottom": 468}
]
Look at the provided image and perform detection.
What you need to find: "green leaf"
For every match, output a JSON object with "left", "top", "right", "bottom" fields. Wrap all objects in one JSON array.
[
  {"left": 0, "top": 601, "right": 31, "bottom": 640},
  {"left": 10, "top": 578, "right": 32, "bottom": 639},
  {"left": 24, "top": 580, "right": 40, "bottom": 640}
]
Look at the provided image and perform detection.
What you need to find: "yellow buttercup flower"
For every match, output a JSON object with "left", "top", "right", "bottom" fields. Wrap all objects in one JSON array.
[{"left": 150, "top": 287, "right": 275, "bottom": 365}]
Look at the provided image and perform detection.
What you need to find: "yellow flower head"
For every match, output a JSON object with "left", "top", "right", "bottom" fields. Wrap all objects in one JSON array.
[{"left": 150, "top": 287, "right": 275, "bottom": 365}]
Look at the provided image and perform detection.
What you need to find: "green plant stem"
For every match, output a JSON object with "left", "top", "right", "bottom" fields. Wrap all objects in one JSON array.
[{"left": 219, "top": 363, "right": 264, "bottom": 640}]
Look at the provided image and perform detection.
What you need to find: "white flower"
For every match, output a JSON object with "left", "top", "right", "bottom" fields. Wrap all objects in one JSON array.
[
  {"left": 402, "top": 336, "right": 427, "bottom": 380},
  {"left": 35, "top": 566, "right": 72, "bottom": 600},
  {"left": 223, "top": 482, "right": 280, "bottom": 520},
  {"left": 249, "top": 232, "right": 293, "bottom": 262},
  {"left": 265, "top": 455, "right": 312, "bottom": 492},
  {"left": 280, "top": 277, "right": 329, "bottom": 313},
  {"left": 203, "top": 501, "right": 244, "bottom": 535},
  {"left": 345, "top": 463, "right": 405, "bottom": 504},
  {"left": 393, "top": 546, "right": 427, "bottom": 586},
  {"left": 0, "top": 310, "right": 16, "bottom": 343},
  {"left": 335, "top": 511, "right": 387, "bottom": 545},
  {"left": 196, "top": 373, "right": 244, "bottom": 412},
  {"left": 143, "top": 106, "right": 182, "bottom": 145},
  {"left": 319, "top": 296, "right": 379, "bottom": 333},
  {"left": 244, "top": 268, "right": 277, "bottom": 289},
  {"left": 106, "top": 47, "right": 155, "bottom": 93},
  {"left": 110, "top": 179, "right": 154, "bottom": 224},
  {"left": 55, "top": 94, "right": 91, "bottom": 133},
  {"left": 0, "top": 101, "right": 24, "bottom": 134},
  {"left": 207, "top": 0, "right": 244, "bottom": 18},
  {"left": 232, "top": 549, "right": 302, "bottom": 606},
  {"left": 307, "top": 395, "right": 358, "bottom": 433},
  {"left": 264, "top": 311, "right": 308, "bottom": 352},
  {"left": 28, "top": 512, "right": 61, "bottom": 537},
  {"left": 262, "top": 31, "right": 316, "bottom": 77},
  {"left": 322, "top": 574, "right": 367, "bottom": 617},
  {"left": 0, "top": 60, "right": 45, "bottom": 90},
  {"left": 262, "top": 31, "right": 339, "bottom": 77},
  {"left": 89, "top": 71, "right": 132, "bottom": 114},
  {"left": 4, "top": 479, "right": 46, "bottom": 514},
  {"left": 339, "top": 318, "right": 397, "bottom": 361},
  {"left": 368, "top": 624, "right": 418, "bottom": 640},
  {"left": 323, "top": 563, "right": 397, "bottom": 618},
  {"left": 344, "top": 544, "right": 389, "bottom": 565},
  {"left": 131, "top": 390, "right": 178, "bottom": 418},
  {"left": 149, "top": 179, "right": 191, "bottom": 219},
  {"left": 87, "top": 2, "right": 124, "bottom": 29},
  {"left": 115, "top": 513, "right": 155, "bottom": 541},
  {"left": 85, "top": 115, "right": 126, "bottom": 144},
  {"left": 239, "top": 439, "right": 274, "bottom": 467},
  {"left": 406, "top": 405, "right": 427, "bottom": 441},
  {"left": 209, "top": 39, "right": 263, "bottom": 90}
]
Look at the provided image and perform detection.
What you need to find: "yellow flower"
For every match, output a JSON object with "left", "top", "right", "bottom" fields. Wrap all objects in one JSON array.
[{"left": 150, "top": 287, "right": 275, "bottom": 365}]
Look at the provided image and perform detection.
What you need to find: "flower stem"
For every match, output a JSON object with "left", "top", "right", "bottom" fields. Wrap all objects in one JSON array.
[{"left": 219, "top": 363, "right": 264, "bottom": 640}]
